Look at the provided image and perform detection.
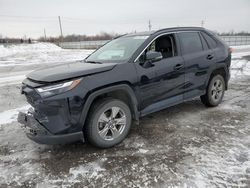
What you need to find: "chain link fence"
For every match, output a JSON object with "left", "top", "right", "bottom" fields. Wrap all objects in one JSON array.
[
  {"left": 58, "top": 40, "right": 109, "bottom": 49},
  {"left": 58, "top": 36, "right": 250, "bottom": 49},
  {"left": 220, "top": 36, "right": 250, "bottom": 46}
]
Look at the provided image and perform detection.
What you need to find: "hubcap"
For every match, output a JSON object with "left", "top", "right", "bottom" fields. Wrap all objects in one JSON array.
[
  {"left": 97, "top": 107, "right": 126, "bottom": 141},
  {"left": 211, "top": 79, "right": 224, "bottom": 102}
]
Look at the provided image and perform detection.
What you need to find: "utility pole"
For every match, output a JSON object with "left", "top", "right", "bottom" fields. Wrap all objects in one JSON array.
[
  {"left": 58, "top": 16, "right": 63, "bottom": 42},
  {"left": 44, "top": 28, "right": 47, "bottom": 41},
  {"left": 201, "top": 20, "right": 205, "bottom": 27},
  {"left": 148, "top": 20, "right": 152, "bottom": 31}
]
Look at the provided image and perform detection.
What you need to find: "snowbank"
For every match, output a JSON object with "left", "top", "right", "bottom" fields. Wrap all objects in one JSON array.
[
  {"left": 231, "top": 45, "right": 250, "bottom": 54},
  {"left": 230, "top": 45, "right": 250, "bottom": 79},
  {"left": 231, "top": 45, "right": 250, "bottom": 50},
  {"left": 231, "top": 54, "right": 250, "bottom": 79},
  {"left": 0, "top": 43, "right": 93, "bottom": 67},
  {"left": 0, "top": 43, "right": 61, "bottom": 58}
]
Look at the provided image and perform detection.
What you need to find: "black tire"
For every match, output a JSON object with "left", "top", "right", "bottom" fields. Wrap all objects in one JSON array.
[
  {"left": 85, "top": 98, "right": 132, "bottom": 148},
  {"left": 200, "top": 74, "right": 225, "bottom": 107}
]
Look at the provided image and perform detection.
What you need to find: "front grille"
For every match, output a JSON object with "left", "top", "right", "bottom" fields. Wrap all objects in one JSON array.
[
  {"left": 24, "top": 112, "right": 49, "bottom": 136},
  {"left": 26, "top": 95, "right": 35, "bottom": 105}
]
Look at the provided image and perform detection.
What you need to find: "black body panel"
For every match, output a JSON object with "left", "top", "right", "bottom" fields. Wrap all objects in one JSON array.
[
  {"left": 18, "top": 27, "right": 231, "bottom": 144},
  {"left": 27, "top": 61, "right": 117, "bottom": 82}
]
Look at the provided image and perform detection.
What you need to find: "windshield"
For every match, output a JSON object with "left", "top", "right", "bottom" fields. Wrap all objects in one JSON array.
[{"left": 85, "top": 35, "right": 148, "bottom": 63}]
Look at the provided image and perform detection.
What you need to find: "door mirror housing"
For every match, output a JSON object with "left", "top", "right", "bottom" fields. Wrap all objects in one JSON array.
[{"left": 146, "top": 51, "right": 163, "bottom": 63}]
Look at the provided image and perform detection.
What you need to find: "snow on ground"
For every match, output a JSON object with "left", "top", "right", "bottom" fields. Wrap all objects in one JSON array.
[
  {"left": 231, "top": 47, "right": 250, "bottom": 79},
  {"left": 232, "top": 45, "right": 250, "bottom": 49},
  {"left": 0, "top": 105, "right": 30, "bottom": 125},
  {"left": 0, "top": 75, "right": 26, "bottom": 87},
  {"left": 0, "top": 42, "right": 93, "bottom": 88},
  {"left": 0, "top": 42, "right": 93, "bottom": 67},
  {"left": 0, "top": 44, "right": 250, "bottom": 187},
  {"left": 231, "top": 45, "right": 250, "bottom": 53},
  {"left": 0, "top": 42, "right": 61, "bottom": 58}
]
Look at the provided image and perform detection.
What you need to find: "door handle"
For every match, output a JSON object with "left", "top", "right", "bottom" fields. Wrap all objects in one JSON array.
[
  {"left": 174, "top": 64, "right": 184, "bottom": 71},
  {"left": 207, "top": 54, "right": 214, "bottom": 60}
]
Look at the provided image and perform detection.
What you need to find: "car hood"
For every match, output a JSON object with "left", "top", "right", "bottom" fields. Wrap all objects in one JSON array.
[{"left": 27, "top": 61, "right": 117, "bottom": 82}]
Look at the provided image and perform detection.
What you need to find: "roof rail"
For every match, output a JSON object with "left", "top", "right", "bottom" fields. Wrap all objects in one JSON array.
[
  {"left": 113, "top": 34, "right": 127, "bottom": 40},
  {"left": 154, "top": 27, "right": 205, "bottom": 34}
]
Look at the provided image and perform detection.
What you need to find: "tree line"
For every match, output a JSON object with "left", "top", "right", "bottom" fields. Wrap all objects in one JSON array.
[
  {"left": 38, "top": 32, "right": 120, "bottom": 43},
  {"left": 219, "top": 31, "right": 250, "bottom": 36},
  {"left": 1, "top": 31, "right": 250, "bottom": 44},
  {"left": 0, "top": 32, "right": 119, "bottom": 44}
]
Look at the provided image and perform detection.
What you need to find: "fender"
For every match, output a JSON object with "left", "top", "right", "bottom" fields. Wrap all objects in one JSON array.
[
  {"left": 79, "top": 84, "right": 139, "bottom": 129},
  {"left": 205, "top": 62, "right": 229, "bottom": 90}
]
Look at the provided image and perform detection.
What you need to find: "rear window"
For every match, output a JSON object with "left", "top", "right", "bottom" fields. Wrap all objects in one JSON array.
[
  {"left": 201, "top": 32, "right": 217, "bottom": 49},
  {"left": 178, "top": 32, "right": 203, "bottom": 54}
]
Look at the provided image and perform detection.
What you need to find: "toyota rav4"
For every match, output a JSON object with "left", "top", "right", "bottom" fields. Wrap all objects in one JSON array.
[{"left": 18, "top": 27, "right": 231, "bottom": 148}]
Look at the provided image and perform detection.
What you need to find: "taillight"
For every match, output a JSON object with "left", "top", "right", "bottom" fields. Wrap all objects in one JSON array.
[{"left": 228, "top": 47, "right": 233, "bottom": 53}]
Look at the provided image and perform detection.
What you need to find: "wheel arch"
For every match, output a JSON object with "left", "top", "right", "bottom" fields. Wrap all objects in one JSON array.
[
  {"left": 79, "top": 83, "right": 139, "bottom": 129},
  {"left": 207, "top": 66, "right": 229, "bottom": 90}
]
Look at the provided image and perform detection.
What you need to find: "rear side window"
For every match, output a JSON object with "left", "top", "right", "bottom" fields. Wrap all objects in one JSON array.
[
  {"left": 178, "top": 32, "right": 203, "bottom": 54},
  {"left": 199, "top": 33, "right": 209, "bottom": 50},
  {"left": 201, "top": 32, "right": 217, "bottom": 49}
]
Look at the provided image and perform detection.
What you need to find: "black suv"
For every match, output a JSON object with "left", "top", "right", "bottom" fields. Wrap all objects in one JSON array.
[{"left": 18, "top": 27, "right": 231, "bottom": 148}]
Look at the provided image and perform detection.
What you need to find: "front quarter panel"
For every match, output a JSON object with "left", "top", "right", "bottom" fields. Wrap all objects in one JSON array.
[{"left": 30, "top": 79, "right": 89, "bottom": 134}]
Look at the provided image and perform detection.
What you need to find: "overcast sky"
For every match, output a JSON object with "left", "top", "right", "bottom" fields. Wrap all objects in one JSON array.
[{"left": 0, "top": 0, "right": 249, "bottom": 38}]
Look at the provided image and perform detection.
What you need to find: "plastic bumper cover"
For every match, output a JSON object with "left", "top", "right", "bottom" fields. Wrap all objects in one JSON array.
[{"left": 17, "top": 109, "right": 84, "bottom": 145}]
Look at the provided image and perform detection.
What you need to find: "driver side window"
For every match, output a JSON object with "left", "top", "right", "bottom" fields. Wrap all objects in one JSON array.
[{"left": 138, "top": 34, "right": 177, "bottom": 64}]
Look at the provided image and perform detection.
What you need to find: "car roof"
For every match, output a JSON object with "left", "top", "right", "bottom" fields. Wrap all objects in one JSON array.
[{"left": 124, "top": 27, "right": 206, "bottom": 37}]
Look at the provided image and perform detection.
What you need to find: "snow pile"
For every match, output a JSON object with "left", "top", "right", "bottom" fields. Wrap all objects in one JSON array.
[
  {"left": 231, "top": 58, "right": 250, "bottom": 79},
  {"left": 231, "top": 49, "right": 250, "bottom": 79},
  {"left": 0, "top": 43, "right": 61, "bottom": 58},
  {"left": 231, "top": 45, "right": 250, "bottom": 52},
  {"left": 0, "top": 43, "right": 93, "bottom": 67}
]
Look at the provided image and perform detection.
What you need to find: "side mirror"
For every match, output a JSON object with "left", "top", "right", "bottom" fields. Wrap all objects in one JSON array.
[{"left": 146, "top": 51, "right": 163, "bottom": 63}]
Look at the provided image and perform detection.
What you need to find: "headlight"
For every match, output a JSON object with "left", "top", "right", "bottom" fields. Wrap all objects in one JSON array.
[{"left": 36, "top": 78, "right": 82, "bottom": 98}]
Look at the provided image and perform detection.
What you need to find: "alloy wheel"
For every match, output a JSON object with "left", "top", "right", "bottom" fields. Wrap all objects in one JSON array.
[
  {"left": 97, "top": 107, "right": 127, "bottom": 141},
  {"left": 211, "top": 79, "right": 224, "bottom": 102}
]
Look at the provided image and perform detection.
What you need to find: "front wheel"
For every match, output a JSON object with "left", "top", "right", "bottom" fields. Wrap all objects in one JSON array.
[
  {"left": 200, "top": 74, "right": 225, "bottom": 107},
  {"left": 85, "top": 98, "right": 132, "bottom": 148}
]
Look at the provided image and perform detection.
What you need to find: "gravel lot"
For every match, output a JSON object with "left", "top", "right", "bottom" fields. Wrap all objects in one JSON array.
[{"left": 0, "top": 43, "right": 250, "bottom": 187}]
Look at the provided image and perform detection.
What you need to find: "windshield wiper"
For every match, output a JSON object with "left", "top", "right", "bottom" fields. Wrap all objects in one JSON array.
[{"left": 84, "top": 60, "right": 102, "bottom": 64}]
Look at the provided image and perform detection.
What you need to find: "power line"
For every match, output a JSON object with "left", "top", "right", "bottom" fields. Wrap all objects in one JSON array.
[
  {"left": 0, "top": 14, "right": 207, "bottom": 26},
  {"left": 0, "top": 14, "right": 56, "bottom": 19}
]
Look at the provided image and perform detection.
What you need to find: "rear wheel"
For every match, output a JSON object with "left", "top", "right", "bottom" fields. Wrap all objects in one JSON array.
[
  {"left": 200, "top": 74, "right": 225, "bottom": 107},
  {"left": 85, "top": 98, "right": 132, "bottom": 148}
]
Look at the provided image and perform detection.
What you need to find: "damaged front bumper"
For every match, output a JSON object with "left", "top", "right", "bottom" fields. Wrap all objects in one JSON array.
[{"left": 17, "top": 108, "right": 84, "bottom": 145}]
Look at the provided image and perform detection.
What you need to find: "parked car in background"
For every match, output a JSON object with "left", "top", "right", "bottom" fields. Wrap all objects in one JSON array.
[{"left": 18, "top": 27, "right": 231, "bottom": 148}]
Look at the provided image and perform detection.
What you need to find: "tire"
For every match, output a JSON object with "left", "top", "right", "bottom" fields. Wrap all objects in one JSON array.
[
  {"left": 85, "top": 98, "right": 132, "bottom": 148},
  {"left": 200, "top": 74, "right": 225, "bottom": 107}
]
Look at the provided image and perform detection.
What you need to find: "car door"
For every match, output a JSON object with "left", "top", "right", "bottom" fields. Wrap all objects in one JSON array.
[
  {"left": 133, "top": 33, "right": 185, "bottom": 115},
  {"left": 177, "top": 31, "right": 216, "bottom": 100}
]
